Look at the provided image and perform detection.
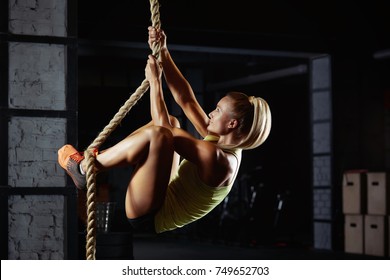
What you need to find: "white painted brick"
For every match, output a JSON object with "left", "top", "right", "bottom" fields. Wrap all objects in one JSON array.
[
  {"left": 39, "top": 252, "right": 52, "bottom": 260},
  {"left": 314, "top": 222, "right": 332, "bottom": 249},
  {"left": 43, "top": 239, "right": 63, "bottom": 251},
  {"left": 8, "top": 241, "right": 18, "bottom": 259},
  {"left": 312, "top": 56, "right": 331, "bottom": 90},
  {"left": 8, "top": 148, "right": 16, "bottom": 163},
  {"left": 313, "top": 156, "right": 331, "bottom": 186},
  {"left": 8, "top": 178, "right": 34, "bottom": 187},
  {"left": 33, "top": 215, "right": 54, "bottom": 228},
  {"left": 9, "top": 42, "right": 66, "bottom": 111},
  {"left": 313, "top": 189, "right": 332, "bottom": 220},
  {"left": 39, "top": 0, "right": 57, "bottom": 9},
  {"left": 37, "top": 175, "right": 66, "bottom": 187},
  {"left": 313, "top": 123, "right": 331, "bottom": 154},
  {"left": 312, "top": 91, "right": 331, "bottom": 121},
  {"left": 19, "top": 252, "right": 39, "bottom": 260},
  {"left": 8, "top": 196, "right": 65, "bottom": 259},
  {"left": 15, "top": 147, "right": 35, "bottom": 161},
  {"left": 9, "top": 0, "right": 67, "bottom": 37},
  {"left": 19, "top": 238, "right": 44, "bottom": 251},
  {"left": 9, "top": 198, "right": 31, "bottom": 213},
  {"left": 42, "top": 149, "right": 57, "bottom": 161},
  {"left": 9, "top": 215, "right": 30, "bottom": 238},
  {"left": 37, "top": 200, "right": 64, "bottom": 213},
  {"left": 321, "top": 208, "right": 330, "bottom": 216},
  {"left": 29, "top": 226, "right": 55, "bottom": 240},
  {"left": 321, "top": 192, "right": 329, "bottom": 200},
  {"left": 49, "top": 252, "right": 64, "bottom": 260},
  {"left": 35, "top": 136, "right": 64, "bottom": 149},
  {"left": 26, "top": 0, "right": 39, "bottom": 9},
  {"left": 8, "top": 116, "right": 66, "bottom": 187},
  {"left": 53, "top": 227, "right": 64, "bottom": 240},
  {"left": 7, "top": 0, "right": 68, "bottom": 260}
]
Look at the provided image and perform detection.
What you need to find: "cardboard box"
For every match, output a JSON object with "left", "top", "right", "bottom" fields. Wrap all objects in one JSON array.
[
  {"left": 367, "top": 172, "right": 389, "bottom": 215},
  {"left": 342, "top": 171, "right": 367, "bottom": 214},
  {"left": 344, "top": 215, "right": 364, "bottom": 254},
  {"left": 364, "top": 215, "right": 386, "bottom": 257}
]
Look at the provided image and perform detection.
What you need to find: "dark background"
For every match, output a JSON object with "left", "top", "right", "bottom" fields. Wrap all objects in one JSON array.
[{"left": 75, "top": 0, "right": 390, "bottom": 250}]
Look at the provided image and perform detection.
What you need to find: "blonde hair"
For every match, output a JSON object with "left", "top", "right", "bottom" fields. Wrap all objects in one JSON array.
[{"left": 224, "top": 92, "right": 272, "bottom": 150}]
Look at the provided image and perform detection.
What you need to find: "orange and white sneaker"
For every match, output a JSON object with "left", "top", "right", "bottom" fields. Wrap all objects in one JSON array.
[{"left": 58, "top": 144, "right": 86, "bottom": 190}]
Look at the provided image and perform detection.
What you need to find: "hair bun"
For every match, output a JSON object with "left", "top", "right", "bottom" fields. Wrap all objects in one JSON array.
[{"left": 238, "top": 97, "right": 272, "bottom": 150}]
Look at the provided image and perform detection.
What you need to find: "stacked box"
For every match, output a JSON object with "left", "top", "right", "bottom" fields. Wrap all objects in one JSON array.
[
  {"left": 342, "top": 171, "right": 367, "bottom": 214},
  {"left": 365, "top": 172, "right": 389, "bottom": 257},
  {"left": 342, "top": 171, "right": 366, "bottom": 254},
  {"left": 364, "top": 215, "right": 387, "bottom": 257},
  {"left": 367, "top": 172, "right": 389, "bottom": 215},
  {"left": 344, "top": 215, "right": 364, "bottom": 254},
  {"left": 342, "top": 171, "right": 389, "bottom": 256}
]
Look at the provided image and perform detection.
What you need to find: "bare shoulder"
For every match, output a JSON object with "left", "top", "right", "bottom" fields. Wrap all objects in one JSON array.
[
  {"left": 171, "top": 128, "right": 238, "bottom": 187},
  {"left": 198, "top": 143, "right": 239, "bottom": 187}
]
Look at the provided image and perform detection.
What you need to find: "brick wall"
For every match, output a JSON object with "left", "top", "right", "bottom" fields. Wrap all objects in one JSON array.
[
  {"left": 8, "top": 42, "right": 66, "bottom": 110},
  {"left": 8, "top": 117, "right": 66, "bottom": 187},
  {"left": 8, "top": 195, "right": 65, "bottom": 259},
  {"left": 9, "top": 0, "right": 67, "bottom": 37},
  {"left": 311, "top": 56, "right": 333, "bottom": 249},
  {"left": 6, "top": 0, "right": 68, "bottom": 259}
]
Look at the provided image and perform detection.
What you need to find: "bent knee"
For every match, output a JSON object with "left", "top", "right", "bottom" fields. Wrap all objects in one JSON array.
[{"left": 146, "top": 126, "right": 174, "bottom": 146}]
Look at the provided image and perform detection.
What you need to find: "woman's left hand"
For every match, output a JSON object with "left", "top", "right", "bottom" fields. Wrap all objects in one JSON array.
[{"left": 145, "top": 55, "right": 162, "bottom": 82}]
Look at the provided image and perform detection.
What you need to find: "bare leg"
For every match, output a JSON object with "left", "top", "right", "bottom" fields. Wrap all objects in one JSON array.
[
  {"left": 129, "top": 116, "right": 181, "bottom": 180},
  {"left": 85, "top": 125, "right": 174, "bottom": 218},
  {"left": 123, "top": 117, "right": 181, "bottom": 217},
  {"left": 95, "top": 115, "right": 181, "bottom": 179},
  {"left": 125, "top": 126, "right": 174, "bottom": 218}
]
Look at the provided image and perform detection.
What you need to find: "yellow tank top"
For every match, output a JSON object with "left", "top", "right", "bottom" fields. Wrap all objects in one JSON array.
[{"left": 154, "top": 135, "right": 242, "bottom": 233}]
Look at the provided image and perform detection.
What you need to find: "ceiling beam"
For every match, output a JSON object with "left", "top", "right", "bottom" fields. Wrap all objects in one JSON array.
[
  {"left": 78, "top": 39, "right": 323, "bottom": 59},
  {"left": 206, "top": 64, "right": 308, "bottom": 91},
  {"left": 373, "top": 49, "right": 390, "bottom": 60}
]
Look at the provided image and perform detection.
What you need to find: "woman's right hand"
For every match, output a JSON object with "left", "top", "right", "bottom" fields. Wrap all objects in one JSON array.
[{"left": 148, "top": 26, "right": 167, "bottom": 51}]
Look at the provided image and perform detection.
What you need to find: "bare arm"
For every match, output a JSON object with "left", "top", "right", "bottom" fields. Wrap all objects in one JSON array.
[
  {"left": 145, "top": 57, "right": 210, "bottom": 164},
  {"left": 144, "top": 57, "right": 234, "bottom": 187},
  {"left": 145, "top": 55, "right": 172, "bottom": 128},
  {"left": 148, "top": 27, "right": 210, "bottom": 137},
  {"left": 160, "top": 48, "right": 210, "bottom": 137}
]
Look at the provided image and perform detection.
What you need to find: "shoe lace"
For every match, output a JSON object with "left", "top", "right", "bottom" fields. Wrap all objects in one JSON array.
[{"left": 69, "top": 153, "right": 84, "bottom": 163}]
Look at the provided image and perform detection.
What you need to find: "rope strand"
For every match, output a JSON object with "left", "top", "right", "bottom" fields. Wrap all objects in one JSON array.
[{"left": 84, "top": 0, "right": 161, "bottom": 260}]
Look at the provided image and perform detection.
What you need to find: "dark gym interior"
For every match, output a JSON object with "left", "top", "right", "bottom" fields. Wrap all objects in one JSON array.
[{"left": 1, "top": 0, "right": 390, "bottom": 260}]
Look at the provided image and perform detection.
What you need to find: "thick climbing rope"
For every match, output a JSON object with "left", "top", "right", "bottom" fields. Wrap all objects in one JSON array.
[{"left": 83, "top": 0, "right": 161, "bottom": 260}]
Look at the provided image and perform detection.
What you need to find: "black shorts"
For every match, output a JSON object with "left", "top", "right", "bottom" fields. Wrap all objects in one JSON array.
[{"left": 128, "top": 212, "right": 156, "bottom": 233}]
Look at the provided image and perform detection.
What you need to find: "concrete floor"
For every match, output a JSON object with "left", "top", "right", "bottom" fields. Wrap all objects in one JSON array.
[{"left": 132, "top": 234, "right": 388, "bottom": 260}]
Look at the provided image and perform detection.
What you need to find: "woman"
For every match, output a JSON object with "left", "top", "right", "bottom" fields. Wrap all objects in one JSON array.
[{"left": 58, "top": 27, "right": 271, "bottom": 233}]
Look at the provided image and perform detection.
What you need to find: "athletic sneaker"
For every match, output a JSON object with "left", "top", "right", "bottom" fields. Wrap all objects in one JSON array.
[{"left": 58, "top": 144, "right": 86, "bottom": 190}]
